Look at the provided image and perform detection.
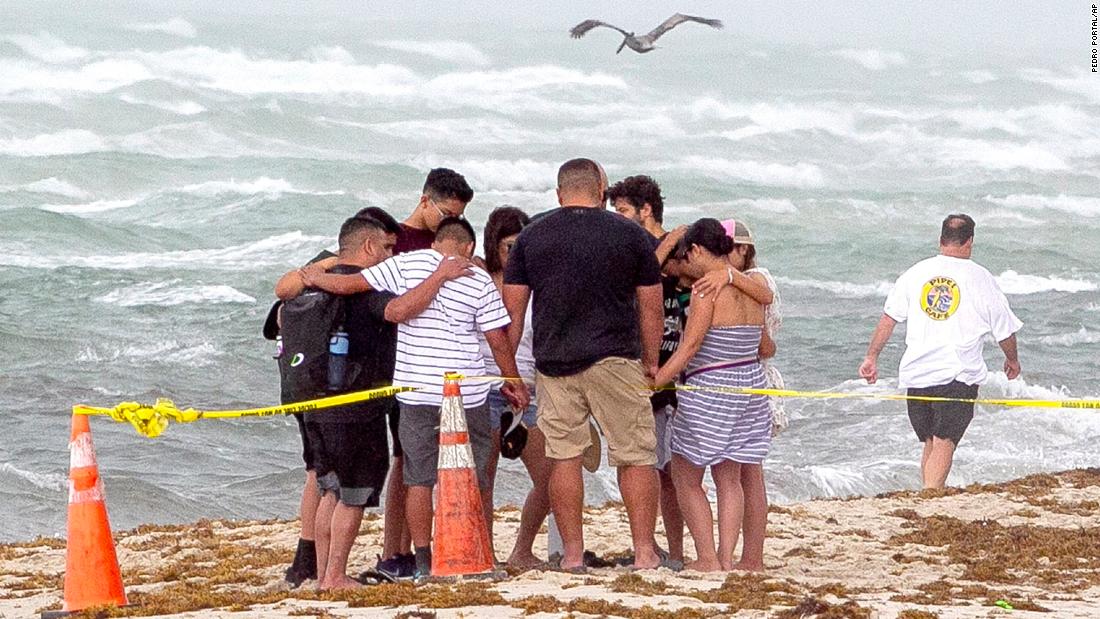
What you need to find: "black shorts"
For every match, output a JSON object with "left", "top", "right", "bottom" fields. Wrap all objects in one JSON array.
[
  {"left": 307, "top": 417, "right": 390, "bottom": 508},
  {"left": 907, "top": 380, "right": 979, "bottom": 445},
  {"left": 293, "top": 413, "right": 315, "bottom": 471}
]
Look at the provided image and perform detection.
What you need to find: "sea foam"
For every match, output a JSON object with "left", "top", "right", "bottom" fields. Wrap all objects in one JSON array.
[{"left": 95, "top": 282, "right": 257, "bottom": 307}]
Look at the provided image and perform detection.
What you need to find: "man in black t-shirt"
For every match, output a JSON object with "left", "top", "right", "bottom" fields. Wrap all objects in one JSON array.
[{"left": 503, "top": 158, "right": 666, "bottom": 571}]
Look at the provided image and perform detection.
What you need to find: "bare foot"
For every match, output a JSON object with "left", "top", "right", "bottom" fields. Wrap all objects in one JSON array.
[
  {"left": 321, "top": 575, "right": 363, "bottom": 590},
  {"left": 631, "top": 549, "right": 662, "bottom": 570},
  {"left": 683, "top": 559, "right": 723, "bottom": 572},
  {"left": 506, "top": 552, "right": 544, "bottom": 570},
  {"left": 730, "top": 560, "right": 765, "bottom": 572}
]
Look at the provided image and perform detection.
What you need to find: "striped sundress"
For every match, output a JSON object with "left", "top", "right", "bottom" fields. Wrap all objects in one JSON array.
[{"left": 670, "top": 325, "right": 771, "bottom": 466}]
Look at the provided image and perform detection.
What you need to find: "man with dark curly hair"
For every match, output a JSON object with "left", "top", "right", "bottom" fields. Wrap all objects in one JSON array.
[
  {"left": 608, "top": 173, "right": 685, "bottom": 567},
  {"left": 608, "top": 174, "right": 667, "bottom": 239}
]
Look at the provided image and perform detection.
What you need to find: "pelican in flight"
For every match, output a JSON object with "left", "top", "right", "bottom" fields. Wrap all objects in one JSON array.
[{"left": 570, "top": 13, "right": 723, "bottom": 54}]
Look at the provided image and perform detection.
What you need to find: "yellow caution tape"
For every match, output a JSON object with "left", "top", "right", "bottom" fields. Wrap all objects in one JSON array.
[
  {"left": 76, "top": 375, "right": 1100, "bottom": 440},
  {"left": 75, "top": 385, "right": 416, "bottom": 438},
  {"left": 658, "top": 385, "right": 1100, "bottom": 409}
]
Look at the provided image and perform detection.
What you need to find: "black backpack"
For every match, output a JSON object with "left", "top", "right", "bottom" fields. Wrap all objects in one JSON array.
[{"left": 278, "top": 288, "right": 348, "bottom": 404}]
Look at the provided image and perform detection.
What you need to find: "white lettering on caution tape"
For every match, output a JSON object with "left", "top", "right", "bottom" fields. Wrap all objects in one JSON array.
[
  {"left": 69, "top": 432, "right": 98, "bottom": 469},
  {"left": 438, "top": 443, "right": 475, "bottom": 470},
  {"left": 69, "top": 477, "right": 105, "bottom": 505}
]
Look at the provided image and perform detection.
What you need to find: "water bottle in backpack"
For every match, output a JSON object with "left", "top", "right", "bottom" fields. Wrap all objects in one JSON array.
[{"left": 327, "top": 329, "right": 349, "bottom": 392}]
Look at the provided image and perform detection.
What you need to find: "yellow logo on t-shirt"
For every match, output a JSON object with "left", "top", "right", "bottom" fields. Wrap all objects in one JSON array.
[{"left": 920, "top": 276, "right": 961, "bottom": 320}]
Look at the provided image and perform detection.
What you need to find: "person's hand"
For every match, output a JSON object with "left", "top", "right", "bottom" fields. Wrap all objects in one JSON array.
[
  {"left": 316, "top": 256, "right": 339, "bottom": 270},
  {"left": 666, "top": 225, "right": 688, "bottom": 244},
  {"left": 1004, "top": 358, "right": 1021, "bottom": 380},
  {"left": 299, "top": 263, "right": 325, "bottom": 287},
  {"left": 501, "top": 380, "right": 530, "bottom": 411},
  {"left": 643, "top": 363, "right": 659, "bottom": 389},
  {"left": 693, "top": 268, "right": 729, "bottom": 298},
  {"left": 471, "top": 255, "right": 487, "bottom": 270},
  {"left": 858, "top": 356, "right": 878, "bottom": 384},
  {"left": 433, "top": 255, "right": 474, "bottom": 281}
]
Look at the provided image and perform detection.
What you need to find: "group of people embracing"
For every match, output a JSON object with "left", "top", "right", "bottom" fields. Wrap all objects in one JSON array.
[{"left": 268, "top": 156, "right": 788, "bottom": 589}]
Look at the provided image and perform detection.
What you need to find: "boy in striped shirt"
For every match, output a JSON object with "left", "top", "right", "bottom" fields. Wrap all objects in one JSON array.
[{"left": 301, "top": 217, "right": 529, "bottom": 576}]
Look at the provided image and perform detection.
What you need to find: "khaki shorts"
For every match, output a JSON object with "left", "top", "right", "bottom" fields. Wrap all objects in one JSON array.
[{"left": 536, "top": 357, "right": 656, "bottom": 467}]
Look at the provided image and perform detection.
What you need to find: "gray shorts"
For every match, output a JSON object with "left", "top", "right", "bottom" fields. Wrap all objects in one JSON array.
[
  {"left": 399, "top": 401, "right": 492, "bottom": 488},
  {"left": 654, "top": 405, "right": 673, "bottom": 472}
]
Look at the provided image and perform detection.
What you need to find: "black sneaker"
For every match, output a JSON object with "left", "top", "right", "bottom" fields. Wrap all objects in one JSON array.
[
  {"left": 374, "top": 554, "right": 406, "bottom": 581},
  {"left": 398, "top": 552, "right": 419, "bottom": 579}
]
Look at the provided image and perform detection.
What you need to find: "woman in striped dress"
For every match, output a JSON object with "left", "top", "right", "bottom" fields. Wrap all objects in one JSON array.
[
  {"left": 654, "top": 218, "right": 774, "bottom": 572},
  {"left": 694, "top": 218, "right": 780, "bottom": 571}
]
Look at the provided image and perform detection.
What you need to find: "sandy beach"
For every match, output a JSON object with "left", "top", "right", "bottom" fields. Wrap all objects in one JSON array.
[{"left": 3, "top": 469, "right": 1099, "bottom": 618}]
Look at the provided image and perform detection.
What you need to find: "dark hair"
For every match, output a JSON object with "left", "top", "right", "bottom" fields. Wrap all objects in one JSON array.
[
  {"left": 940, "top": 213, "right": 975, "bottom": 246},
  {"left": 354, "top": 206, "right": 401, "bottom": 235},
  {"left": 557, "top": 158, "right": 603, "bottom": 199},
  {"left": 423, "top": 167, "right": 474, "bottom": 204},
  {"left": 683, "top": 218, "right": 735, "bottom": 257},
  {"left": 435, "top": 216, "right": 476, "bottom": 245},
  {"left": 483, "top": 206, "right": 530, "bottom": 274},
  {"left": 338, "top": 215, "right": 386, "bottom": 252},
  {"left": 607, "top": 175, "right": 664, "bottom": 223}
]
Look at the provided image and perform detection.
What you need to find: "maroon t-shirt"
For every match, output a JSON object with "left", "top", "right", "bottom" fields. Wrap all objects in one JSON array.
[{"left": 395, "top": 223, "right": 434, "bottom": 255}]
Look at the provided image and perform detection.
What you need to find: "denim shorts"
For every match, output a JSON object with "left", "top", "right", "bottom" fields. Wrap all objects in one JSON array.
[{"left": 487, "top": 387, "right": 538, "bottom": 431}]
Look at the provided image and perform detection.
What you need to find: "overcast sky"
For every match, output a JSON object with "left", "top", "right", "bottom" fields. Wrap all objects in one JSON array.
[
  {"left": 198, "top": 0, "right": 1085, "bottom": 57},
  {"left": 12, "top": 1, "right": 1088, "bottom": 62}
]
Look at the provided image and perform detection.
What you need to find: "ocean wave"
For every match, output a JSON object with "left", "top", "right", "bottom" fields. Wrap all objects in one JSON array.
[
  {"left": 2, "top": 36, "right": 626, "bottom": 122},
  {"left": 691, "top": 198, "right": 798, "bottom": 215},
  {"left": 691, "top": 98, "right": 855, "bottom": 140},
  {"left": 118, "top": 94, "right": 206, "bottom": 115},
  {"left": 122, "top": 18, "right": 197, "bottom": 38},
  {"left": 670, "top": 156, "right": 826, "bottom": 188},
  {"left": 980, "top": 372, "right": 1078, "bottom": 402},
  {"left": 827, "top": 48, "right": 906, "bottom": 71},
  {"left": 938, "top": 137, "right": 1068, "bottom": 171},
  {"left": 0, "top": 123, "right": 326, "bottom": 159},
  {"left": 0, "top": 177, "right": 90, "bottom": 199},
  {"left": 77, "top": 340, "right": 223, "bottom": 366},
  {"left": 0, "top": 57, "right": 155, "bottom": 97},
  {"left": 0, "top": 129, "right": 109, "bottom": 156},
  {"left": 995, "top": 270, "right": 1097, "bottom": 294},
  {"left": 176, "top": 177, "right": 343, "bottom": 197},
  {"left": 960, "top": 70, "right": 998, "bottom": 84},
  {"left": 1022, "top": 68, "right": 1100, "bottom": 104},
  {"left": 95, "top": 281, "right": 256, "bottom": 307},
  {"left": 983, "top": 194, "right": 1100, "bottom": 218},
  {"left": 40, "top": 198, "right": 139, "bottom": 214},
  {"left": 4, "top": 32, "right": 88, "bottom": 63},
  {"left": 775, "top": 277, "right": 893, "bottom": 298},
  {"left": 0, "top": 462, "right": 66, "bottom": 492},
  {"left": 1036, "top": 328, "right": 1100, "bottom": 347},
  {"left": 373, "top": 40, "right": 490, "bottom": 67},
  {"left": 978, "top": 209, "right": 1044, "bottom": 226},
  {"left": 0, "top": 231, "right": 328, "bottom": 270},
  {"left": 340, "top": 117, "right": 541, "bottom": 146},
  {"left": 409, "top": 155, "right": 558, "bottom": 192}
]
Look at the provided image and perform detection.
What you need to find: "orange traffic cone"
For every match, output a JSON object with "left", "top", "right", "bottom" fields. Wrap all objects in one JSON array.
[
  {"left": 43, "top": 411, "right": 128, "bottom": 618},
  {"left": 431, "top": 373, "right": 495, "bottom": 577}
]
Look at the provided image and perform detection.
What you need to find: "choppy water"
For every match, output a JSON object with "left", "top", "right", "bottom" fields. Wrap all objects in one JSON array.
[{"left": 2, "top": 7, "right": 1098, "bottom": 542}]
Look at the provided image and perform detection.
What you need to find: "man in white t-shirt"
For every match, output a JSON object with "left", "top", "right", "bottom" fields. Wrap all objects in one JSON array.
[
  {"left": 858, "top": 214, "right": 1022, "bottom": 489},
  {"left": 302, "top": 217, "right": 530, "bottom": 577}
]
